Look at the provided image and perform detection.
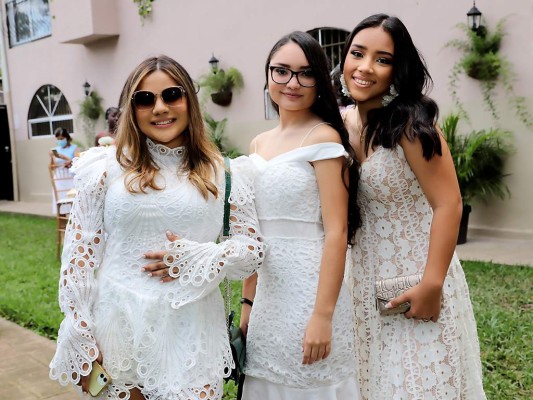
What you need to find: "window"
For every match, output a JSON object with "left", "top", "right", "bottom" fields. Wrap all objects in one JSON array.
[
  {"left": 28, "top": 85, "right": 73, "bottom": 138},
  {"left": 6, "top": 0, "right": 51, "bottom": 47},
  {"left": 308, "top": 27, "right": 349, "bottom": 69}
]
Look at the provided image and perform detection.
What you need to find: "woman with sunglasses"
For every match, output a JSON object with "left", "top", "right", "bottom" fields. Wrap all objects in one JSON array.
[
  {"left": 49, "top": 55, "right": 264, "bottom": 400},
  {"left": 239, "top": 31, "right": 361, "bottom": 399}
]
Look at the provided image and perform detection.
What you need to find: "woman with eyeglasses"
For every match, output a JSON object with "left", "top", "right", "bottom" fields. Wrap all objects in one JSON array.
[
  {"left": 49, "top": 55, "right": 264, "bottom": 400},
  {"left": 238, "top": 31, "right": 361, "bottom": 399}
]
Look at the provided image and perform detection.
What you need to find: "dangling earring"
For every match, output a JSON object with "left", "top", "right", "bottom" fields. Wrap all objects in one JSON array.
[
  {"left": 381, "top": 84, "right": 398, "bottom": 107},
  {"left": 339, "top": 75, "right": 351, "bottom": 98}
]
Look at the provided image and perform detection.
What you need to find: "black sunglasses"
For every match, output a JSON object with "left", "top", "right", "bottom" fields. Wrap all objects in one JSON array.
[{"left": 131, "top": 86, "right": 186, "bottom": 110}]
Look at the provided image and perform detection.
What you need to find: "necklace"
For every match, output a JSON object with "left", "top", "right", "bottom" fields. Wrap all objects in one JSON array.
[
  {"left": 351, "top": 109, "right": 365, "bottom": 144},
  {"left": 359, "top": 128, "right": 366, "bottom": 145}
]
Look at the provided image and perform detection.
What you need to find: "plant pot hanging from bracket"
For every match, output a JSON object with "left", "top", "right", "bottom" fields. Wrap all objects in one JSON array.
[{"left": 211, "top": 90, "right": 233, "bottom": 106}]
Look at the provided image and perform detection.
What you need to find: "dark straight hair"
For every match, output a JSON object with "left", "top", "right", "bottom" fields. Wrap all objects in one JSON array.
[
  {"left": 265, "top": 31, "right": 361, "bottom": 242},
  {"left": 341, "top": 14, "right": 442, "bottom": 160},
  {"left": 54, "top": 127, "right": 72, "bottom": 142}
]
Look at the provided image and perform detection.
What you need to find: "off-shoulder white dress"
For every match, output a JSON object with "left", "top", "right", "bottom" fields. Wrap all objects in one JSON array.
[
  {"left": 349, "top": 145, "right": 486, "bottom": 399},
  {"left": 242, "top": 142, "right": 360, "bottom": 400},
  {"left": 49, "top": 139, "right": 264, "bottom": 400}
]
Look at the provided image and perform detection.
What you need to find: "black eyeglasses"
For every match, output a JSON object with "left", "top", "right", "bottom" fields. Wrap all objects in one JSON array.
[
  {"left": 131, "top": 86, "right": 186, "bottom": 110},
  {"left": 268, "top": 66, "right": 316, "bottom": 88}
]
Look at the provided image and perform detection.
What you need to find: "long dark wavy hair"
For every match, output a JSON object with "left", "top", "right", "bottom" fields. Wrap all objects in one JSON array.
[
  {"left": 266, "top": 31, "right": 361, "bottom": 242},
  {"left": 340, "top": 14, "right": 442, "bottom": 160}
]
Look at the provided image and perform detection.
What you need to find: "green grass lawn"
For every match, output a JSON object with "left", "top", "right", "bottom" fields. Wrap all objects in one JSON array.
[{"left": 0, "top": 212, "right": 531, "bottom": 399}]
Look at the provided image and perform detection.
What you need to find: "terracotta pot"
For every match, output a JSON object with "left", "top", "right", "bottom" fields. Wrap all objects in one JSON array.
[{"left": 211, "top": 91, "right": 233, "bottom": 106}]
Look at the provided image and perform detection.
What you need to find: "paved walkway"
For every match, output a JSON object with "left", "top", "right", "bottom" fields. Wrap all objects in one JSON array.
[{"left": 1, "top": 200, "right": 532, "bottom": 399}]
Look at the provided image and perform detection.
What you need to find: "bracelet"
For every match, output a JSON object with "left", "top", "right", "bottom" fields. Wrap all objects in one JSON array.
[{"left": 240, "top": 297, "right": 253, "bottom": 307}]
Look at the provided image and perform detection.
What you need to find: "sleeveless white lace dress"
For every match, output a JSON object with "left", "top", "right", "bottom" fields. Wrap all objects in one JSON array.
[
  {"left": 349, "top": 145, "right": 486, "bottom": 400},
  {"left": 242, "top": 143, "right": 360, "bottom": 400},
  {"left": 49, "top": 139, "right": 264, "bottom": 400}
]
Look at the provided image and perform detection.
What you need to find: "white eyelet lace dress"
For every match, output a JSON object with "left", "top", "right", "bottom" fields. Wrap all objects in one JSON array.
[
  {"left": 49, "top": 139, "right": 264, "bottom": 400},
  {"left": 242, "top": 143, "right": 360, "bottom": 400},
  {"left": 349, "top": 145, "right": 486, "bottom": 400}
]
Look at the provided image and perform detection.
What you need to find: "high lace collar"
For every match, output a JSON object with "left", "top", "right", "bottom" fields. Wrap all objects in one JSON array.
[{"left": 146, "top": 138, "right": 187, "bottom": 168}]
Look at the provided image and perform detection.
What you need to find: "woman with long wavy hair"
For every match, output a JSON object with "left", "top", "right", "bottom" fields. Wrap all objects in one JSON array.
[{"left": 49, "top": 55, "right": 264, "bottom": 400}]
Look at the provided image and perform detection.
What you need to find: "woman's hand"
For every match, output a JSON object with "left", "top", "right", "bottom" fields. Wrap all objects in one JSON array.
[
  {"left": 78, "top": 352, "right": 103, "bottom": 394},
  {"left": 143, "top": 231, "right": 180, "bottom": 283},
  {"left": 302, "top": 313, "right": 332, "bottom": 365},
  {"left": 387, "top": 279, "right": 443, "bottom": 322}
]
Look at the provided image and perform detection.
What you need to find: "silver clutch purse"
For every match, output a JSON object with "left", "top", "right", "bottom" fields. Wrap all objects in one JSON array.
[{"left": 375, "top": 273, "right": 423, "bottom": 315}]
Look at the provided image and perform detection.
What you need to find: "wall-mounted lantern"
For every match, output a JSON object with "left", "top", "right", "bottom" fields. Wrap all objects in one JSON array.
[
  {"left": 83, "top": 81, "right": 92, "bottom": 96},
  {"left": 209, "top": 54, "right": 219, "bottom": 72},
  {"left": 467, "top": 1, "right": 483, "bottom": 32}
]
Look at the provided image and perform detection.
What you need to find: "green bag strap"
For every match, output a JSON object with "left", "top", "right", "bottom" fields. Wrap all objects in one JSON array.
[
  {"left": 222, "top": 157, "right": 233, "bottom": 333},
  {"left": 222, "top": 157, "right": 231, "bottom": 239}
]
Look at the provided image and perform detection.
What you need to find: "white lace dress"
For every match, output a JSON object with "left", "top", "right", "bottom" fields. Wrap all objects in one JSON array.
[
  {"left": 349, "top": 145, "right": 486, "bottom": 400},
  {"left": 242, "top": 143, "right": 360, "bottom": 400},
  {"left": 49, "top": 140, "right": 264, "bottom": 400}
]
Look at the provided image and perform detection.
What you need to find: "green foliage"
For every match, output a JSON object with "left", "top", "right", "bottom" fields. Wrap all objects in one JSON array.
[
  {"left": 133, "top": 0, "right": 154, "bottom": 21},
  {"left": 198, "top": 67, "right": 244, "bottom": 97},
  {"left": 446, "top": 21, "right": 532, "bottom": 128},
  {"left": 463, "top": 261, "right": 533, "bottom": 399},
  {"left": 78, "top": 90, "right": 104, "bottom": 148},
  {"left": 441, "top": 113, "right": 514, "bottom": 205},
  {"left": 1, "top": 212, "right": 532, "bottom": 399},
  {"left": 79, "top": 91, "right": 104, "bottom": 121},
  {"left": 0, "top": 213, "right": 63, "bottom": 339},
  {"left": 204, "top": 113, "right": 242, "bottom": 158}
]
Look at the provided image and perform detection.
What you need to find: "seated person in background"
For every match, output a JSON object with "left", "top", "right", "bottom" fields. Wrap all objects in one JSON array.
[
  {"left": 95, "top": 106, "right": 120, "bottom": 146},
  {"left": 49, "top": 127, "right": 80, "bottom": 167},
  {"left": 49, "top": 127, "right": 79, "bottom": 213}
]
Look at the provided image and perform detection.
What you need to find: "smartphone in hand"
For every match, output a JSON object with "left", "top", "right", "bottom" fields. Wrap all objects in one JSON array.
[
  {"left": 51, "top": 148, "right": 60, "bottom": 158},
  {"left": 88, "top": 360, "right": 111, "bottom": 397}
]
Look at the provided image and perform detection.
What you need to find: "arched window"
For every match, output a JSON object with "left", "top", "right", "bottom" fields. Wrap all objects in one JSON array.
[
  {"left": 27, "top": 85, "right": 73, "bottom": 138},
  {"left": 308, "top": 27, "right": 349, "bottom": 68}
]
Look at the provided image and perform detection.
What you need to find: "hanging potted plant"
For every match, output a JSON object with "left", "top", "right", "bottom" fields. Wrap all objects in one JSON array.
[
  {"left": 79, "top": 90, "right": 104, "bottom": 121},
  {"left": 441, "top": 113, "right": 514, "bottom": 244},
  {"left": 133, "top": 0, "right": 154, "bottom": 23},
  {"left": 78, "top": 90, "right": 104, "bottom": 147},
  {"left": 446, "top": 20, "right": 532, "bottom": 129},
  {"left": 198, "top": 67, "right": 244, "bottom": 106}
]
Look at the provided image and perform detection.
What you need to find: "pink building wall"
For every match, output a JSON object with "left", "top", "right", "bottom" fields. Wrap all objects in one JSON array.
[{"left": 2, "top": 0, "right": 532, "bottom": 237}]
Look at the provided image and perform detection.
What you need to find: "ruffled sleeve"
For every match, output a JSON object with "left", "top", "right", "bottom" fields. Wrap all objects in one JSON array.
[
  {"left": 164, "top": 155, "right": 265, "bottom": 309},
  {"left": 49, "top": 146, "right": 114, "bottom": 385}
]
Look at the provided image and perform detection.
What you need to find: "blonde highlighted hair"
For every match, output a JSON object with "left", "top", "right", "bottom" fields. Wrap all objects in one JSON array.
[{"left": 115, "top": 55, "right": 222, "bottom": 199}]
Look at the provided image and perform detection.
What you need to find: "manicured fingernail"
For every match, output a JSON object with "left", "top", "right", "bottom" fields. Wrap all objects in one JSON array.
[
  {"left": 147, "top": 273, "right": 152, "bottom": 277},
  {"left": 166, "top": 230, "right": 173, "bottom": 236},
  {"left": 140, "top": 267, "right": 145, "bottom": 272},
  {"left": 385, "top": 302, "right": 392, "bottom": 309}
]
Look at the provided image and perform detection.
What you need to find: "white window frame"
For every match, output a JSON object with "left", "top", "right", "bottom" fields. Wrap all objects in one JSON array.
[
  {"left": 6, "top": 0, "right": 51, "bottom": 47},
  {"left": 309, "top": 27, "right": 349, "bottom": 69},
  {"left": 27, "top": 85, "right": 73, "bottom": 138}
]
